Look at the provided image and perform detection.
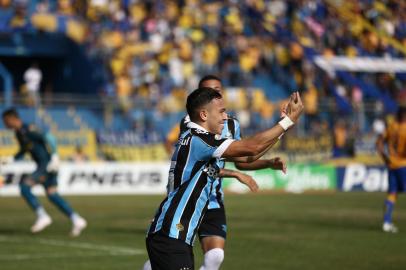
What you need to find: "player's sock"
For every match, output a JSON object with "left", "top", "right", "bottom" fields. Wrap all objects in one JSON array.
[
  {"left": 199, "top": 248, "right": 224, "bottom": 270},
  {"left": 35, "top": 206, "right": 49, "bottom": 218},
  {"left": 142, "top": 260, "right": 152, "bottom": 270},
  {"left": 20, "top": 182, "right": 41, "bottom": 211},
  {"left": 383, "top": 194, "right": 396, "bottom": 224},
  {"left": 383, "top": 199, "right": 395, "bottom": 224},
  {"left": 69, "top": 213, "right": 87, "bottom": 237},
  {"left": 47, "top": 192, "right": 74, "bottom": 217},
  {"left": 70, "top": 212, "right": 85, "bottom": 223},
  {"left": 70, "top": 213, "right": 79, "bottom": 223}
]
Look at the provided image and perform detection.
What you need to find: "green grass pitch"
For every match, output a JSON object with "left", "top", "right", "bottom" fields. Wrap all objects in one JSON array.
[{"left": 0, "top": 193, "right": 405, "bottom": 270}]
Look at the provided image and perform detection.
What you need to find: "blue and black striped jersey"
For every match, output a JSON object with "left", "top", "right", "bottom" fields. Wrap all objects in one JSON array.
[
  {"left": 178, "top": 114, "right": 242, "bottom": 209},
  {"left": 148, "top": 122, "right": 234, "bottom": 245}
]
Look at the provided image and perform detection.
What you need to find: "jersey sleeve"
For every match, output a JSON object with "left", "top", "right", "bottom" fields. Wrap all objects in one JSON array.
[
  {"left": 14, "top": 130, "right": 27, "bottom": 160},
  {"left": 227, "top": 117, "right": 242, "bottom": 141},
  {"left": 27, "top": 125, "right": 47, "bottom": 142},
  {"left": 28, "top": 125, "right": 56, "bottom": 155},
  {"left": 14, "top": 144, "right": 26, "bottom": 161},
  {"left": 191, "top": 129, "right": 234, "bottom": 160},
  {"left": 45, "top": 132, "right": 58, "bottom": 154},
  {"left": 233, "top": 119, "right": 242, "bottom": 140}
]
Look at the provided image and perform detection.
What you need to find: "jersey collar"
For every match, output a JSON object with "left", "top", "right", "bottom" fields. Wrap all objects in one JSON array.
[{"left": 187, "top": 122, "right": 209, "bottom": 132}]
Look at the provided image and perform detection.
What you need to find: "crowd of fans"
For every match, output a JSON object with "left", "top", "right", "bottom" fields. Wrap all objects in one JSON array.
[{"left": 1, "top": 0, "right": 405, "bottom": 137}]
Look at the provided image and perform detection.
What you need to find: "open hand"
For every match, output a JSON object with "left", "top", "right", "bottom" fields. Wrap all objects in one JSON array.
[
  {"left": 269, "top": 157, "right": 287, "bottom": 174},
  {"left": 286, "top": 92, "right": 304, "bottom": 123},
  {"left": 237, "top": 172, "right": 259, "bottom": 192}
]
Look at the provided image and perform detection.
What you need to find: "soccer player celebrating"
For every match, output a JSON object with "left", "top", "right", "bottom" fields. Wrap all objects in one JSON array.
[
  {"left": 145, "top": 88, "right": 303, "bottom": 269},
  {"left": 149, "top": 75, "right": 286, "bottom": 270},
  {"left": 1, "top": 108, "right": 87, "bottom": 236},
  {"left": 376, "top": 106, "right": 406, "bottom": 233}
]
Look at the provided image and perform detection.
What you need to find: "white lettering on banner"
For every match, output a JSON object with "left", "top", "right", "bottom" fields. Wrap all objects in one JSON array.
[
  {"left": 343, "top": 164, "right": 388, "bottom": 192},
  {"left": 0, "top": 162, "right": 169, "bottom": 196},
  {"left": 284, "top": 167, "right": 330, "bottom": 193},
  {"left": 67, "top": 171, "right": 161, "bottom": 186}
]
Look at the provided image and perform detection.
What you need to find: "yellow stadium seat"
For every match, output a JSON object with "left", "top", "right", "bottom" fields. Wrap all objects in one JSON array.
[{"left": 31, "top": 14, "right": 57, "bottom": 32}]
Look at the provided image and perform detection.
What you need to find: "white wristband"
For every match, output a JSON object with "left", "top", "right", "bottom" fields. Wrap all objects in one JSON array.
[{"left": 278, "top": 116, "right": 294, "bottom": 131}]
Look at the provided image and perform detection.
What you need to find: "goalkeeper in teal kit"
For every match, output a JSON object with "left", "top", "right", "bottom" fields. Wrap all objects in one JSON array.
[{"left": 1, "top": 108, "right": 87, "bottom": 236}]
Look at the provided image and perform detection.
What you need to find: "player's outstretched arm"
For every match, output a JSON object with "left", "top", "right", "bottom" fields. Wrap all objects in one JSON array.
[
  {"left": 235, "top": 157, "right": 287, "bottom": 173},
  {"left": 222, "top": 92, "right": 303, "bottom": 162},
  {"left": 232, "top": 137, "right": 282, "bottom": 170},
  {"left": 219, "top": 168, "right": 259, "bottom": 192}
]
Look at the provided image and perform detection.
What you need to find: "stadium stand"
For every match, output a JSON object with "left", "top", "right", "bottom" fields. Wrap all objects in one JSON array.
[{"left": 0, "top": 0, "right": 405, "bottom": 160}]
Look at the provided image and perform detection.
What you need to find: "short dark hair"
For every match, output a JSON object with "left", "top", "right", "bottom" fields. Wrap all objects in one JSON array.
[
  {"left": 2, "top": 108, "right": 19, "bottom": 119},
  {"left": 397, "top": 106, "right": 406, "bottom": 122},
  {"left": 186, "top": 87, "right": 222, "bottom": 122},
  {"left": 198, "top": 75, "right": 222, "bottom": 88}
]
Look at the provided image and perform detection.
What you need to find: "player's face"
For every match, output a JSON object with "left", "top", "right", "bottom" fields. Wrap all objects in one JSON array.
[
  {"left": 2, "top": 116, "right": 20, "bottom": 130},
  {"left": 200, "top": 79, "right": 222, "bottom": 94},
  {"left": 206, "top": 98, "right": 227, "bottom": 135}
]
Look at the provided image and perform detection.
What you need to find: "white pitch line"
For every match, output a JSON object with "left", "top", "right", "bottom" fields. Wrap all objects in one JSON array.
[{"left": 0, "top": 235, "right": 145, "bottom": 256}]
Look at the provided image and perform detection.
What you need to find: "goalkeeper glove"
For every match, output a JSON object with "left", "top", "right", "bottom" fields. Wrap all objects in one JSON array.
[{"left": 47, "top": 154, "right": 60, "bottom": 172}]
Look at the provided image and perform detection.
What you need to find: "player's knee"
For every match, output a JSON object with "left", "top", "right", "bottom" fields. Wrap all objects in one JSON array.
[
  {"left": 204, "top": 248, "right": 224, "bottom": 268},
  {"left": 46, "top": 187, "right": 57, "bottom": 196},
  {"left": 19, "top": 179, "right": 33, "bottom": 190}
]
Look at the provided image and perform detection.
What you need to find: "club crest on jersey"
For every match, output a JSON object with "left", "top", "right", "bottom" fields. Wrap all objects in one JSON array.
[
  {"left": 176, "top": 223, "right": 184, "bottom": 231},
  {"left": 203, "top": 163, "right": 220, "bottom": 178}
]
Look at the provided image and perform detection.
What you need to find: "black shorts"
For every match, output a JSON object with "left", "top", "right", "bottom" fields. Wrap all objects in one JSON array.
[
  {"left": 198, "top": 205, "right": 227, "bottom": 240},
  {"left": 146, "top": 233, "right": 194, "bottom": 270}
]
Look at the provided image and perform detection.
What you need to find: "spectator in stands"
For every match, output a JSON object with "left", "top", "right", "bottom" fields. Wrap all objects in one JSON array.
[
  {"left": 23, "top": 63, "right": 42, "bottom": 107},
  {"left": 333, "top": 119, "right": 355, "bottom": 158},
  {"left": 68, "top": 145, "right": 89, "bottom": 163},
  {"left": 303, "top": 84, "right": 319, "bottom": 130},
  {"left": 3, "top": 0, "right": 406, "bottom": 138},
  {"left": 333, "top": 120, "right": 349, "bottom": 158},
  {"left": 115, "top": 72, "right": 132, "bottom": 114},
  {"left": 9, "top": 0, "right": 29, "bottom": 31}
]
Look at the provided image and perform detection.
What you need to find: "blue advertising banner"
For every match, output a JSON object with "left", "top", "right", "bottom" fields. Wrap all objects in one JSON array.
[{"left": 336, "top": 164, "right": 388, "bottom": 192}]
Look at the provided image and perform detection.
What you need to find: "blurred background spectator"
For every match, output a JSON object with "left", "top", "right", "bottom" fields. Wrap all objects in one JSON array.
[{"left": 0, "top": 0, "right": 405, "bottom": 162}]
